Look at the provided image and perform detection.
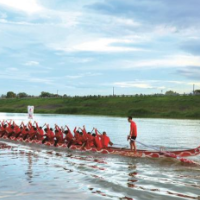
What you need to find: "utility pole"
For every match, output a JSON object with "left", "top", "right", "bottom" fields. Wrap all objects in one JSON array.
[
  {"left": 113, "top": 87, "right": 115, "bottom": 96},
  {"left": 193, "top": 84, "right": 195, "bottom": 95}
]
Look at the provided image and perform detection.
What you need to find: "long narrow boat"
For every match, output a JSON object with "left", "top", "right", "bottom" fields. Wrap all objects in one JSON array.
[{"left": 1, "top": 135, "right": 200, "bottom": 160}]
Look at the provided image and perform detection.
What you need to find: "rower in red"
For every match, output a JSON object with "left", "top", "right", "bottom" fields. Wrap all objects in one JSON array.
[
  {"left": 100, "top": 131, "right": 113, "bottom": 148},
  {"left": 94, "top": 129, "right": 113, "bottom": 149},
  {"left": 128, "top": 116, "right": 137, "bottom": 152},
  {"left": 35, "top": 122, "right": 44, "bottom": 141}
]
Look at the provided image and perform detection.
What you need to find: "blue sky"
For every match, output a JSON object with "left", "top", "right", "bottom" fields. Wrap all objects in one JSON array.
[{"left": 0, "top": 0, "right": 200, "bottom": 96}]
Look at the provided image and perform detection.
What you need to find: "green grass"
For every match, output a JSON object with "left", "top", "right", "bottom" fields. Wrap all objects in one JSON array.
[{"left": 0, "top": 95, "right": 200, "bottom": 119}]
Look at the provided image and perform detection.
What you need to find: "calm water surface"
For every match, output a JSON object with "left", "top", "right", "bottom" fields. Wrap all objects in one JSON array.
[{"left": 0, "top": 113, "right": 200, "bottom": 200}]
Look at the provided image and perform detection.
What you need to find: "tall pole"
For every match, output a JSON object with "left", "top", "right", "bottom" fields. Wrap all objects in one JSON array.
[
  {"left": 193, "top": 84, "right": 195, "bottom": 95},
  {"left": 113, "top": 87, "right": 115, "bottom": 96}
]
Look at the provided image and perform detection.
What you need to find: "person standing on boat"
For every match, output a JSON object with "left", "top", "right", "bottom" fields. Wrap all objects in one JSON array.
[{"left": 128, "top": 116, "right": 137, "bottom": 152}]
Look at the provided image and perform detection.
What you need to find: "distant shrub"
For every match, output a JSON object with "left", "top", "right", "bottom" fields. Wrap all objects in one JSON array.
[
  {"left": 0, "top": 108, "right": 15, "bottom": 112},
  {"left": 185, "top": 112, "right": 200, "bottom": 118},
  {"left": 128, "top": 108, "right": 153, "bottom": 117},
  {"left": 55, "top": 107, "right": 78, "bottom": 114},
  {"left": 162, "top": 111, "right": 181, "bottom": 118}
]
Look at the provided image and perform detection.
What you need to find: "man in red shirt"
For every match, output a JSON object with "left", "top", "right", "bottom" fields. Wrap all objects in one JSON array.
[
  {"left": 54, "top": 124, "right": 64, "bottom": 146},
  {"left": 34, "top": 122, "right": 44, "bottom": 141},
  {"left": 128, "top": 116, "right": 137, "bottom": 152},
  {"left": 100, "top": 132, "right": 113, "bottom": 148},
  {"left": 63, "top": 126, "right": 74, "bottom": 144}
]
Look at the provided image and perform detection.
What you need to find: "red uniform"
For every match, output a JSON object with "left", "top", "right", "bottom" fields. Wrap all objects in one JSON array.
[
  {"left": 14, "top": 126, "right": 21, "bottom": 134},
  {"left": 55, "top": 130, "right": 64, "bottom": 143},
  {"left": 73, "top": 127, "right": 82, "bottom": 145},
  {"left": 130, "top": 120, "right": 137, "bottom": 137},
  {"left": 87, "top": 134, "right": 95, "bottom": 147},
  {"left": 6, "top": 126, "right": 13, "bottom": 134},
  {"left": 82, "top": 128, "right": 88, "bottom": 143},
  {"left": 64, "top": 128, "right": 73, "bottom": 143},
  {"left": 46, "top": 130, "right": 55, "bottom": 143},
  {"left": 94, "top": 130, "right": 102, "bottom": 149},
  {"left": 100, "top": 135, "right": 110, "bottom": 148},
  {"left": 37, "top": 128, "right": 44, "bottom": 140},
  {"left": 12, "top": 126, "right": 21, "bottom": 137},
  {"left": 20, "top": 128, "right": 29, "bottom": 138},
  {"left": 29, "top": 128, "right": 37, "bottom": 139},
  {"left": 35, "top": 123, "right": 44, "bottom": 140}
]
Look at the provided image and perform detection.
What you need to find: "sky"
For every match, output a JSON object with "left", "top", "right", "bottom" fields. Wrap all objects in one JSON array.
[{"left": 0, "top": 0, "right": 200, "bottom": 96}]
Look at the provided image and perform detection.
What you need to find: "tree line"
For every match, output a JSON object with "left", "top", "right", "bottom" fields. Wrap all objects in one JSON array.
[
  {"left": 1, "top": 90, "right": 200, "bottom": 99},
  {"left": 2, "top": 91, "right": 62, "bottom": 99}
]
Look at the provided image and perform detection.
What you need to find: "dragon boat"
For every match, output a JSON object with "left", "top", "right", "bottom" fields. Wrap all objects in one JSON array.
[{"left": 0, "top": 135, "right": 200, "bottom": 163}]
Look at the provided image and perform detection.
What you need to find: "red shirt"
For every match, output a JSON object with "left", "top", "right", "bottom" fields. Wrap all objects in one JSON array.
[
  {"left": 94, "top": 135, "right": 102, "bottom": 149},
  {"left": 64, "top": 132, "right": 73, "bottom": 142},
  {"left": 55, "top": 130, "right": 64, "bottom": 143},
  {"left": 38, "top": 129, "right": 44, "bottom": 136},
  {"left": 37, "top": 128, "right": 44, "bottom": 140},
  {"left": 14, "top": 126, "right": 21, "bottom": 134},
  {"left": 74, "top": 132, "right": 82, "bottom": 145},
  {"left": 21, "top": 128, "right": 28, "bottom": 135},
  {"left": 130, "top": 120, "right": 137, "bottom": 137},
  {"left": 6, "top": 126, "right": 13, "bottom": 133},
  {"left": 101, "top": 135, "right": 110, "bottom": 148},
  {"left": 47, "top": 130, "right": 55, "bottom": 142},
  {"left": 87, "top": 134, "right": 94, "bottom": 147}
]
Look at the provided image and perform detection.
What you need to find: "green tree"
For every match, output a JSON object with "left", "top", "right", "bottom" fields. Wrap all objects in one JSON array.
[
  {"left": 165, "top": 90, "right": 178, "bottom": 96},
  {"left": 18, "top": 92, "right": 28, "bottom": 98},
  {"left": 6, "top": 91, "right": 16, "bottom": 98},
  {"left": 40, "top": 91, "right": 53, "bottom": 97},
  {"left": 194, "top": 90, "right": 200, "bottom": 94}
]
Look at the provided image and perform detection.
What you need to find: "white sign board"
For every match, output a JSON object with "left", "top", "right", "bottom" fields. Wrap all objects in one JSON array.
[{"left": 28, "top": 106, "right": 34, "bottom": 119}]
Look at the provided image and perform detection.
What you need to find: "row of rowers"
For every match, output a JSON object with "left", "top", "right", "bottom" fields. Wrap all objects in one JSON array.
[{"left": 0, "top": 120, "right": 113, "bottom": 149}]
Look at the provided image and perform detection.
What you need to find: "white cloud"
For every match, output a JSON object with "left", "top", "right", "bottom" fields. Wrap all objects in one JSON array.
[
  {"left": 69, "top": 57, "right": 94, "bottom": 63},
  {"left": 113, "top": 81, "right": 154, "bottom": 89},
  {"left": 58, "top": 38, "right": 144, "bottom": 53},
  {"left": 111, "top": 80, "right": 195, "bottom": 90},
  {"left": 123, "top": 54, "right": 200, "bottom": 69},
  {"left": 0, "top": 0, "right": 43, "bottom": 14},
  {"left": 114, "top": 18, "right": 140, "bottom": 27},
  {"left": 24, "top": 61, "right": 39, "bottom": 66},
  {"left": 154, "top": 25, "right": 178, "bottom": 36},
  {"left": 66, "top": 75, "right": 83, "bottom": 79},
  {"left": 66, "top": 72, "right": 102, "bottom": 79}
]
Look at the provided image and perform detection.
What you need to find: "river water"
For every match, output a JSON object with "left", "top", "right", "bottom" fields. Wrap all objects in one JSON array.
[{"left": 0, "top": 113, "right": 200, "bottom": 200}]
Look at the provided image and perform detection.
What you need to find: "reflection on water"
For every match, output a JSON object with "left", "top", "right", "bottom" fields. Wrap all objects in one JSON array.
[{"left": 0, "top": 113, "right": 200, "bottom": 200}]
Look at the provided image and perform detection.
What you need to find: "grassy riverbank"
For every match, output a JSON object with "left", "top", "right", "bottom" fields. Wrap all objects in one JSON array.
[{"left": 0, "top": 95, "right": 200, "bottom": 119}]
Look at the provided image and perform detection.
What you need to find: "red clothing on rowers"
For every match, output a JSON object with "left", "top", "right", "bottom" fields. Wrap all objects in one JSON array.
[
  {"left": 39, "top": 129, "right": 44, "bottom": 136},
  {"left": 100, "top": 135, "right": 110, "bottom": 148},
  {"left": 6, "top": 126, "right": 13, "bottom": 134},
  {"left": 94, "top": 130, "right": 102, "bottom": 149},
  {"left": 82, "top": 128, "right": 88, "bottom": 143},
  {"left": 87, "top": 134, "right": 95, "bottom": 147},
  {"left": 73, "top": 127, "right": 82, "bottom": 145},
  {"left": 55, "top": 130, "right": 64, "bottom": 143},
  {"left": 14, "top": 126, "right": 21, "bottom": 134},
  {"left": 130, "top": 120, "right": 137, "bottom": 137},
  {"left": 46, "top": 130, "right": 55, "bottom": 143},
  {"left": 21, "top": 128, "right": 29, "bottom": 136}
]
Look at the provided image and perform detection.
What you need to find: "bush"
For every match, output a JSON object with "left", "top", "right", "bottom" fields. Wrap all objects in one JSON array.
[
  {"left": 55, "top": 107, "right": 78, "bottom": 114},
  {"left": 128, "top": 108, "right": 153, "bottom": 117}
]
